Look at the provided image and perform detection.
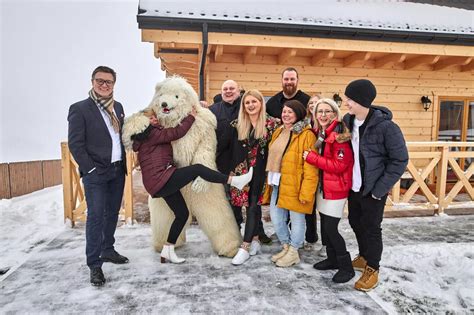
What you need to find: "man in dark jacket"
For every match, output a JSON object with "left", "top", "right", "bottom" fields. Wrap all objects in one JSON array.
[
  {"left": 210, "top": 80, "right": 271, "bottom": 244},
  {"left": 343, "top": 79, "right": 408, "bottom": 292},
  {"left": 266, "top": 67, "right": 317, "bottom": 248},
  {"left": 68, "top": 66, "right": 128, "bottom": 287},
  {"left": 266, "top": 67, "right": 310, "bottom": 119}
]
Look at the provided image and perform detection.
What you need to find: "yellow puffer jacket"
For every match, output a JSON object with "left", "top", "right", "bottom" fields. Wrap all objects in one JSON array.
[{"left": 262, "top": 124, "right": 319, "bottom": 214}]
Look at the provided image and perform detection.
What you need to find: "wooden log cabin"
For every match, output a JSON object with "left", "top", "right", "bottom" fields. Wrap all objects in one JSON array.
[
  {"left": 62, "top": 1, "right": 474, "bottom": 224},
  {"left": 131, "top": 1, "right": 474, "bottom": 214},
  {"left": 136, "top": 1, "right": 473, "bottom": 147}
]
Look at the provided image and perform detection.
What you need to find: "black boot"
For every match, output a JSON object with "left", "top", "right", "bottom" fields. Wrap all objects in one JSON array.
[
  {"left": 90, "top": 267, "right": 106, "bottom": 286},
  {"left": 332, "top": 252, "right": 355, "bottom": 283},
  {"left": 100, "top": 250, "right": 129, "bottom": 264},
  {"left": 313, "top": 247, "right": 337, "bottom": 270}
]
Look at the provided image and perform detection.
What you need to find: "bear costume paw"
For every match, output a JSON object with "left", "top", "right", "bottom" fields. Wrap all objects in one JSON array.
[
  {"left": 122, "top": 111, "right": 151, "bottom": 151},
  {"left": 191, "top": 176, "right": 210, "bottom": 193}
]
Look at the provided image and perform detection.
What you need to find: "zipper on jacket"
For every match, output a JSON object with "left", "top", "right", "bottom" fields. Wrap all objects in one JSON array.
[{"left": 275, "top": 130, "right": 293, "bottom": 206}]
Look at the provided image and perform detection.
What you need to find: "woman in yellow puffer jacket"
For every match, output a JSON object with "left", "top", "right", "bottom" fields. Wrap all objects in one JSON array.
[{"left": 262, "top": 100, "right": 319, "bottom": 267}]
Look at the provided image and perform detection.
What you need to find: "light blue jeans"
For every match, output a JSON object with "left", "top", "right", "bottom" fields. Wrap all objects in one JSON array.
[{"left": 269, "top": 185, "right": 306, "bottom": 249}]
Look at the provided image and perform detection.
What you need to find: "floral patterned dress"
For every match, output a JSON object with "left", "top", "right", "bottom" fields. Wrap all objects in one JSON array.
[{"left": 229, "top": 115, "right": 280, "bottom": 207}]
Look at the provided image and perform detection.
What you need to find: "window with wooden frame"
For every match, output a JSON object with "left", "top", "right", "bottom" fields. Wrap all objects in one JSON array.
[{"left": 437, "top": 97, "right": 473, "bottom": 173}]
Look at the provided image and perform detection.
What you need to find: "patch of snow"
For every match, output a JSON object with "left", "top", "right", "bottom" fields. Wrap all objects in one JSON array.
[
  {"left": 0, "top": 186, "right": 66, "bottom": 272},
  {"left": 139, "top": 0, "right": 474, "bottom": 34}
]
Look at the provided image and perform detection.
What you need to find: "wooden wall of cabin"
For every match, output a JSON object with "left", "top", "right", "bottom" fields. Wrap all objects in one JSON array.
[{"left": 206, "top": 59, "right": 474, "bottom": 143}]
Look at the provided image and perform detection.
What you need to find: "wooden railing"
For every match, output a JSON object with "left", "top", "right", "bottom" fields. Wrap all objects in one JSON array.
[
  {"left": 62, "top": 141, "right": 473, "bottom": 224},
  {"left": 61, "top": 142, "right": 137, "bottom": 227},
  {"left": 387, "top": 142, "right": 474, "bottom": 214},
  {"left": 0, "top": 160, "right": 62, "bottom": 199}
]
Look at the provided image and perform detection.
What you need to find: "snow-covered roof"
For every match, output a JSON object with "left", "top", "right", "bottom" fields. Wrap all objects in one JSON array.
[{"left": 138, "top": 0, "right": 473, "bottom": 44}]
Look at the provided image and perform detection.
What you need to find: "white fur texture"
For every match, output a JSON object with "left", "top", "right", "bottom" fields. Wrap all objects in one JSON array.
[
  {"left": 121, "top": 111, "right": 150, "bottom": 151},
  {"left": 147, "top": 76, "right": 241, "bottom": 257}
]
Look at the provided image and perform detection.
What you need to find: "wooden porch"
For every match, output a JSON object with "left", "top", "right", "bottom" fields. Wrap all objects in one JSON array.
[{"left": 61, "top": 141, "right": 473, "bottom": 226}]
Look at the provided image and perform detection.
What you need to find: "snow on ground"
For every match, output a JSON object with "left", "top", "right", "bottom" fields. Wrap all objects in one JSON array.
[
  {"left": 0, "top": 186, "right": 66, "bottom": 274},
  {"left": 0, "top": 186, "right": 473, "bottom": 313}
]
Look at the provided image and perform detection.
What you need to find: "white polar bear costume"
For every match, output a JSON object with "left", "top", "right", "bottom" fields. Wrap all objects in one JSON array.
[{"left": 123, "top": 76, "right": 241, "bottom": 257}]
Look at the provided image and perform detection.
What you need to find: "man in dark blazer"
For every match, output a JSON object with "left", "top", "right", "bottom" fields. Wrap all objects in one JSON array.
[{"left": 68, "top": 66, "right": 128, "bottom": 287}]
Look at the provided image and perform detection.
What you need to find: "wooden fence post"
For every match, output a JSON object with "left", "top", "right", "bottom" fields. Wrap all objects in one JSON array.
[
  {"left": 61, "top": 142, "right": 75, "bottom": 227},
  {"left": 436, "top": 145, "right": 449, "bottom": 215},
  {"left": 123, "top": 151, "right": 135, "bottom": 224}
]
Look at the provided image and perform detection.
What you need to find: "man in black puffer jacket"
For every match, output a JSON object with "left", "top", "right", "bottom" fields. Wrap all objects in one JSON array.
[{"left": 342, "top": 79, "right": 408, "bottom": 292}]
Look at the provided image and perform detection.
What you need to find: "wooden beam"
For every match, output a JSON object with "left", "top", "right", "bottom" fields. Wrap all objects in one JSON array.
[
  {"left": 343, "top": 52, "right": 372, "bottom": 67},
  {"left": 375, "top": 53, "right": 406, "bottom": 68},
  {"left": 154, "top": 43, "right": 160, "bottom": 59},
  {"left": 278, "top": 48, "right": 297, "bottom": 65},
  {"left": 214, "top": 45, "right": 224, "bottom": 62},
  {"left": 207, "top": 44, "right": 213, "bottom": 55},
  {"left": 243, "top": 46, "right": 257, "bottom": 64},
  {"left": 404, "top": 55, "right": 440, "bottom": 70},
  {"left": 159, "top": 53, "right": 199, "bottom": 64},
  {"left": 311, "top": 50, "right": 335, "bottom": 66},
  {"left": 433, "top": 56, "right": 473, "bottom": 71},
  {"left": 142, "top": 30, "right": 474, "bottom": 57},
  {"left": 461, "top": 60, "right": 474, "bottom": 72}
]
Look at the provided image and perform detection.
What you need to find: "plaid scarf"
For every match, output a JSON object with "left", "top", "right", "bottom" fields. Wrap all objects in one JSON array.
[{"left": 89, "top": 89, "right": 120, "bottom": 133}]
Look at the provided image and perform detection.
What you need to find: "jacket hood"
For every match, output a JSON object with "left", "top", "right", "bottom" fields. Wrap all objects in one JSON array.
[
  {"left": 343, "top": 104, "right": 393, "bottom": 129},
  {"left": 371, "top": 105, "right": 393, "bottom": 121},
  {"left": 322, "top": 120, "right": 351, "bottom": 144}
]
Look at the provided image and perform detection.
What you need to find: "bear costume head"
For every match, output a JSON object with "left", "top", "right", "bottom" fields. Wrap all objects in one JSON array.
[
  {"left": 148, "top": 76, "right": 201, "bottom": 129},
  {"left": 122, "top": 76, "right": 203, "bottom": 150}
]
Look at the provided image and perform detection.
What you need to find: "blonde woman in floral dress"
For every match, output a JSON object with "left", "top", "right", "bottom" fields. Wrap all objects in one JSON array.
[{"left": 218, "top": 89, "right": 280, "bottom": 265}]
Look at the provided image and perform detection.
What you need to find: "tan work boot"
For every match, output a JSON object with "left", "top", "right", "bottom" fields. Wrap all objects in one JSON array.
[
  {"left": 354, "top": 266, "right": 379, "bottom": 292},
  {"left": 352, "top": 255, "right": 367, "bottom": 272},
  {"left": 271, "top": 244, "right": 289, "bottom": 263},
  {"left": 275, "top": 246, "right": 300, "bottom": 267}
]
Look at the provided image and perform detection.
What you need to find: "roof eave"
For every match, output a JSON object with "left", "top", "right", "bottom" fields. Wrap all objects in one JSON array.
[{"left": 137, "top": 15, "right": 474, "bottom": 46}]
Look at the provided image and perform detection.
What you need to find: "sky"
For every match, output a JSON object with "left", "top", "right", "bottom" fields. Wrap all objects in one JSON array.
[
  {"left": 0, "top": 0, "right": 164, "bottom": 163},
  {"left": 1, "top": 185, "right": 473, "bottom": 313}
]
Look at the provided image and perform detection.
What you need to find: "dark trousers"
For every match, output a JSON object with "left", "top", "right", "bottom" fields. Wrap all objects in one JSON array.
[
  {"left": 83, "top": 163, "right": 125, "bottom": 268},
  {"left": 305, "top": 205, "right": 318, "bottom": 243},
  {"left": 348, "top": 190, "right": 387, "bottom": 270},
  {"left": 242, "top": 192, "right": 262, "bottom": 243},
  {"left": 227, "top": 186, "right": 266, "bottom": 240},
  {"left": 320, "top": 213, "right": 347, "bottom": 256},
  {"left": 154, "top": 164, "right": 228, "bottom": 244}
]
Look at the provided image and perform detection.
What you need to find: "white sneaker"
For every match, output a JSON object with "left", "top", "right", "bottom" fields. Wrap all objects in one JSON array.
[
  {"left": 317, "top": 245, "right": 327, "bottom": 257},
  {"left": 231, "top": 248, "right": 250, "bottom": 265},
  {"left": 230, "top": 167, "right": 253, "bottom": 190},
  {"left": 249, "top": 240, "right": 261, "bottom": 256}
]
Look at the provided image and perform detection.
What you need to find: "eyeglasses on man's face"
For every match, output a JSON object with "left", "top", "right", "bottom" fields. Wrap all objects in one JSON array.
[
  {"left": 94, "top": 78, "right": 115, "bottom": 86},
  {"left": 316, "top": 110, "right": 334, "bottom": 116}
]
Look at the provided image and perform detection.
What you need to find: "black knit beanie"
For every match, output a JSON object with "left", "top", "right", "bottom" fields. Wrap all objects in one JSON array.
[{"left": 344, "top": 79, "right": 377, "bottom": 108}]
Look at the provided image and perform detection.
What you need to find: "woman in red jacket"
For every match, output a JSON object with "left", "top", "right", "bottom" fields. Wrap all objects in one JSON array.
[
  {"left": 303, "top": 98, "right": 355, "bottom": 283},
  {"left": 131, "top": 107, "right": 252, "bottom": 264}
]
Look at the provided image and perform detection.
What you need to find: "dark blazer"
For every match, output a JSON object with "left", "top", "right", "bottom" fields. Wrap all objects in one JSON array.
[{"left": 68, "top": 97, "right": 127, "bottom": 177}]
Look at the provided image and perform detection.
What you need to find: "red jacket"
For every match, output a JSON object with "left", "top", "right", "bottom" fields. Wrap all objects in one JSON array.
[
  {"left": 132, "top": 115, "right": 195, "bottom": 196},
  {"left": 305, "top": 120, "right": 353, "bottom": 200}
]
